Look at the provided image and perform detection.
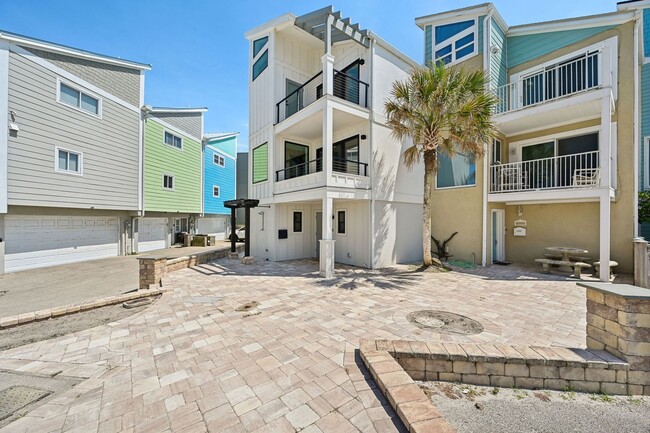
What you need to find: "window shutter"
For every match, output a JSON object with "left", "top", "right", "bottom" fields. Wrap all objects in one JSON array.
[{"left": 252, "top": 143, "right": 268, "bottom": 183}]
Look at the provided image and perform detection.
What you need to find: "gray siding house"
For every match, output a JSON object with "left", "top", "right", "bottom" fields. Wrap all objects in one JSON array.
[{"left": 0, "top": 30, "right": 151, "bottom": 273}]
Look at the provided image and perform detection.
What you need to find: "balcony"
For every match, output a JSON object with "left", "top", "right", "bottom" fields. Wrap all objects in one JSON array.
[
  {"left": 274, "top": 158, "right": 370, "bottom": 195},
  {"left": 493, "top": 51, "right": 601, "bottom": 115},
  {"left": 490, "top": 151, "right": 601, "bottom": 196},
  {"left": 275, "top": 69, "right": 369, "bottom": 124}
]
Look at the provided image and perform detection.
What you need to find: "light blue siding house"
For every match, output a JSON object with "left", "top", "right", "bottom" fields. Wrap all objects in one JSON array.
[{"left": 196, "top": 133, "right": 238, "bottom": 237}]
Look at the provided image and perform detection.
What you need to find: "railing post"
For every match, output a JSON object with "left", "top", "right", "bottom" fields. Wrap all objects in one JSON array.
[{"left": 634, "top": 237, "right": 649, "bottom": 288}]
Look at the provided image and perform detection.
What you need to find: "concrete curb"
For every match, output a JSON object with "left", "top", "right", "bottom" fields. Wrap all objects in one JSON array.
[{"left": 0, "top": 287, "right": 168, "bottom": 329}]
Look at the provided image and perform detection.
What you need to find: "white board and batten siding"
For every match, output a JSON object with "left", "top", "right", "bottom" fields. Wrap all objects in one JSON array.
[
  {"left": 4, "top": 215, "right": 119, "bottom": 272},
  {"left": 6, "top": 49, "right": 141, "bottom": 210},
  {"left": 137, "top": 218, "right": 168, "bottom": 252}
]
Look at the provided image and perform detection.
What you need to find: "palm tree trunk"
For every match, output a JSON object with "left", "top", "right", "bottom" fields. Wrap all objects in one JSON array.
[{"left": 422, "top": 151, "right": 436, "bottom": 266}]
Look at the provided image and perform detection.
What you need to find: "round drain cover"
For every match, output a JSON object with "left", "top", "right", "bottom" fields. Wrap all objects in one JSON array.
[{"left": 406, "top": 310, "right": 484, "bottom": 335}]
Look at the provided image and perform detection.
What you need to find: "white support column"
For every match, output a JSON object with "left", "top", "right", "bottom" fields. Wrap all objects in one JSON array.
[
  {"left": 600, "top": 96, "right": 612, "bottom": 188},
  {"left": 599, "top": 95, "right": 612, "bottom": 282},
  {"left": 599, "top": 191, "right": 611, "bottom": 282},
  {"left": 319, "top": 195, "right": 335, "bottom": 278},
  {"left": 323, "top": 104, "right": 333, "bottom": 184},
  {"left": 322, "top": 53, "right": 335, "bottom": 97}
]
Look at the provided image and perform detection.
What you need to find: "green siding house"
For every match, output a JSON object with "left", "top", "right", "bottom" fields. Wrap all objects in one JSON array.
[{"left": 138, "top": 106, "right": 206, "bottom": 252}]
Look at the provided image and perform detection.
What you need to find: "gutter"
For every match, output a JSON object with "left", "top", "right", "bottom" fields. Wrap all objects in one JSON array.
[
  {"left": 634, "top": 11, "right": 641, "bottom": 237},
  {"left": 481, "top": 9, "right": 494, "bottom": 267}
]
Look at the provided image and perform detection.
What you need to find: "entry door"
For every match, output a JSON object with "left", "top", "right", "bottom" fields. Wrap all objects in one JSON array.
[
  {"left": 315, "top": 212, "right": 322, "bottom": 258},
  {"left": 491, "top": 210, "right": 505, "bottom": 263}
]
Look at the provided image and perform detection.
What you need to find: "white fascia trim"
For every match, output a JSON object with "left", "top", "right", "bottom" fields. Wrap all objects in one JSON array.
[
  {"left": 245, "top": 13, "right": 296, "bottom": 40},
  {"left": 0, "top": 32, "right": 151, "bottom": 70},
  {"left": 0, "top": 41, "right": 8, "bottom": 214},
  {"left": 204, "top": 132, "right": 240, "bottom": 141},
  {"left": 366, "top": 32, "right": 420, "bottom": 69},
  {"left": 508, "top": 11, "right": 635, "bottom": 36},
  {"left": 618, "top": 0, "right": 650, "bottom": 11},
  {"left": 416, "top": 3, "right": 489, "bottom": 27},
  {"left": 10, "top": 43, "right": 140, "bottom": 113},
  {"left": 148, "top": 115, "right": 202, "bottom": 143},
  {"left": 147, "top": 107, "right": 208, "bottom": 114}
]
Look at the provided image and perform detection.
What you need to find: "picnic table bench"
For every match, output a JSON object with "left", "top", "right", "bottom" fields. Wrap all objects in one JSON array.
[
  {"left": 534, "top": 258, "right": 591, "bottom": 278},
  {"left": 594, "top": 260, "right": 619, "bottom": 278}
]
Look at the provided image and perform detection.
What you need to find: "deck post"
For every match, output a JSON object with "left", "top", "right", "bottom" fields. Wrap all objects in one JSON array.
[
  {"left": 319, "top": 195, "right": 335, "bottom": 278},
  {"left": 230, "top": 207, "right": 236, "bottom": 253}
]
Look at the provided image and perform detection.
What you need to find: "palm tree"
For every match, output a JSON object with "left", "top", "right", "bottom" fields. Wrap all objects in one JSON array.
[{"left": 385, "top": 62, "right": 497, "bottom": 267}]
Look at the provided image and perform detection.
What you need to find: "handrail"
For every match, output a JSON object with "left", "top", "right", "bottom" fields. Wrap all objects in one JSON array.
[
  {"left": 275, "top": 68, "right": 370, "bottom": 123},
  {"left": 275, "top": 157, "right": 368, "bottom": 181},
  {"left": 276, "top": 71, "right": 323, "bottom": 108},
  {"left": 493, "top": 51, "right": 601, "bottom": 115},
  {"left": 490, "top": 150, "right": 600, "bottom": 193}
]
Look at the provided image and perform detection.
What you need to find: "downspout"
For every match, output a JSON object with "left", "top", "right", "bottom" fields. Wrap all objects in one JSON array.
[
  {"left": 633, "top": 11, "right": 641, "bottom": 238},
  {"left": 481, "top": 9, "right": 494, "bottom": 266},
  {"left": 369, "top": 37, "right": 376, "bottom": 269}
]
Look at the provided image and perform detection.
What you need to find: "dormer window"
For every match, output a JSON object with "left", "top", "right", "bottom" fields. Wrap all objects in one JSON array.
[{"left": 432, "top": 19, "right": 477, "bottom": 66}]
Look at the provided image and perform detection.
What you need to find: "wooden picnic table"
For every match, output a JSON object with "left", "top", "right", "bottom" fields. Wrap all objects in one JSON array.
[{"left": 545, "top": 246, "right": 589, "bottom": 262}]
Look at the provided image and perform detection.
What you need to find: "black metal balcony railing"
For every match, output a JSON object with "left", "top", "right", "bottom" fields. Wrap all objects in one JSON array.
[
  {"left": 275, "top": 69, "right": 369, "bottom": 123},
  {"left": 275, "top": 158, "right": 368, "bottom": 181}
]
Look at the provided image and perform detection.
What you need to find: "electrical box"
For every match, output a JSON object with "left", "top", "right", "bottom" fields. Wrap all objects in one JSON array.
[
  {"left": 278, "top": 229, "right": 288, "bottom": 239},
  {"left": 513, "top": 227, "right": 527, "bottom": 237}
]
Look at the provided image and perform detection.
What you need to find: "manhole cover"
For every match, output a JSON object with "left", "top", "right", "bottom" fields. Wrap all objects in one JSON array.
[
  {"left": 0, "top": 386, "right": 51, "bottom": 421},
  {"left": 406, "top": 310, "right": 484, "bottom": 335}
]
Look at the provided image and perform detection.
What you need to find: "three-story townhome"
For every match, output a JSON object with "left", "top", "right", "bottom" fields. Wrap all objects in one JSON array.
[
  {"left": 0, "top": 30, "right": 150, "bottom": 273},
  {"left": 245, "top": 7, "right": 425, "bottom": 277},
  {"left": 418, "top": 2, "right": 645, "bottom": 281},
  {"left": 197, "top": 132, "right": 238, "bottom": 238},
  {"left": 138, "top": 106, "right": 206, "bottom": 251}
]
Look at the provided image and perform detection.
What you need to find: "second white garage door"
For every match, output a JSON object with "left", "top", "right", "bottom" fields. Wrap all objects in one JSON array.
[
  {"left": 4, "top": 215, "right": 120, "bottom": 273},
  {"left": 138, "top": 218, "right": 169, "bottom": 252}
]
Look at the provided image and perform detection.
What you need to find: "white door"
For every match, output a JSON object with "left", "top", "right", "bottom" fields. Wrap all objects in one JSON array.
[
  {"left": 138, "top": 218, "right": 168, "bottom": 252},
  {"left": 491, "top": 210, "right": 505, "bottom": 263},
  {"left": 4, "top": 215, "right": 119, "bottom": 272}
]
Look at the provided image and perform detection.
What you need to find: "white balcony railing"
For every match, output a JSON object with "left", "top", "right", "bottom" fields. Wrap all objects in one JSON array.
[
  {"left": 493, "top": 51, "right": 601, "bottom": 115},
  {"left": 490, "top": 150, "right": 600, "bottom": 193}
]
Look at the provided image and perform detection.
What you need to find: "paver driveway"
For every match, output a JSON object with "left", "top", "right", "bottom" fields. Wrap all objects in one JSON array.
[{"left": 0, "top": 260, "right": 587, "bottom": 432}]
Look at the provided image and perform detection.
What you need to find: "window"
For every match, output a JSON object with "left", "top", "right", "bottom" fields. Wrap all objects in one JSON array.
[
  {"left": 56, "top": 148, "right": 82, "bottom": 174},
  {"left": 285, "top": 142, "right": 309, "bottom": 179},
  {"left": 164, "top": 131, "right": 183, "bottom": 149},
  {"left": 214, "top": 154, "right": 225, "bottom": 167},
  {"left": 252, "top": 143, "right": 268, "bottom": 183},
  {"left": 292, "top": 211, "right": 303, "bottom": 233},
  {"left": 337, "top": 211, "right": 346, "bottom": 235},
  {"left": 253, "top": 36, "right": 268, "bottom": 58},
  {"left": 163, "top": 174, "right": 174, "bottom": 190},
  {"left": 58, "top": 82, "right": 100, "bottom": 116},
  {"left": 252, "top": 49, "right": 268, "bottom": 81},
  {"left": 436, "top": 151, "right": 476, "bottom": 188},
  {"left": 213, "top": 186, "right": 220, "bottom": 197},
  {"left": 333, "top": 136, "right": 360, "bottom": 174},
  {"left": 432, "top": 19, "right": 477, "bottom": 66},
  {"left": 252, "top": 36, "right": 269, "bottom": 82}
]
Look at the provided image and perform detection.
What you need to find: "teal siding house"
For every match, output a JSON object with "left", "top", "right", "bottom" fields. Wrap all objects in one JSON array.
[{"left": 197, "top": 133, "right": 239, "bottom": 236}]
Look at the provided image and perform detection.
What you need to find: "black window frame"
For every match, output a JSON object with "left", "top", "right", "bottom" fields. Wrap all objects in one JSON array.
[
  {"left": 337, "top": 210, "right": 346, "bottom": 234},
  {"left": 292, "top": 211, "right": 303, "bottom": 233}
]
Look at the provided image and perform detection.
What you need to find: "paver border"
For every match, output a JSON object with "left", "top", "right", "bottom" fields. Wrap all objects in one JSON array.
[{"left": 0, "top": 286, "right": 169, "bottom": 329}]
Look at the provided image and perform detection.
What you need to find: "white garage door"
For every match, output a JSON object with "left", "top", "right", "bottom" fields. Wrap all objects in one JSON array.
[
  {"left": 5, "top": 215, "right": 120, "bottom": 273},
  {"left": 138, "top": 218, "right": 168, "bottom": 252}
]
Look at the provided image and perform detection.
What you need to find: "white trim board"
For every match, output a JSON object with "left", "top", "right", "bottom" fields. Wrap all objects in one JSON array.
[
  {"left": 0, "top": 32, "right": 150, "bottom": 70},
  {"left": 9, "top": 43, "right": 140, "bottom": 113},
  {"left": 147, "top": 115, "right": 202, "bottom": 143},
  {"left": 0, "top": 41, "right": 8, "bottom": 213}
]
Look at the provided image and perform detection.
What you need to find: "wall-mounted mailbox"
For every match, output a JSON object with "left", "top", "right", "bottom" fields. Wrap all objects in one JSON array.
[
  {"left": 513, "top": 227, "right": 527, "bottom": 237},
  {"left": 278, "top": 229, "right": 288, "bottom": 239}
]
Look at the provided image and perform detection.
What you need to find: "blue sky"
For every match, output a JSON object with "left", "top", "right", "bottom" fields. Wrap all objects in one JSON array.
[{"left": 1, "top": 1, "right": 614, "bottom": 151}]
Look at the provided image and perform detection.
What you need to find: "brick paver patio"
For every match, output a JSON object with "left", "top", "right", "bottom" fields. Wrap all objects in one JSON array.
[{"left": 0, "top": 259, "right": 588, "bottom": 432}]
